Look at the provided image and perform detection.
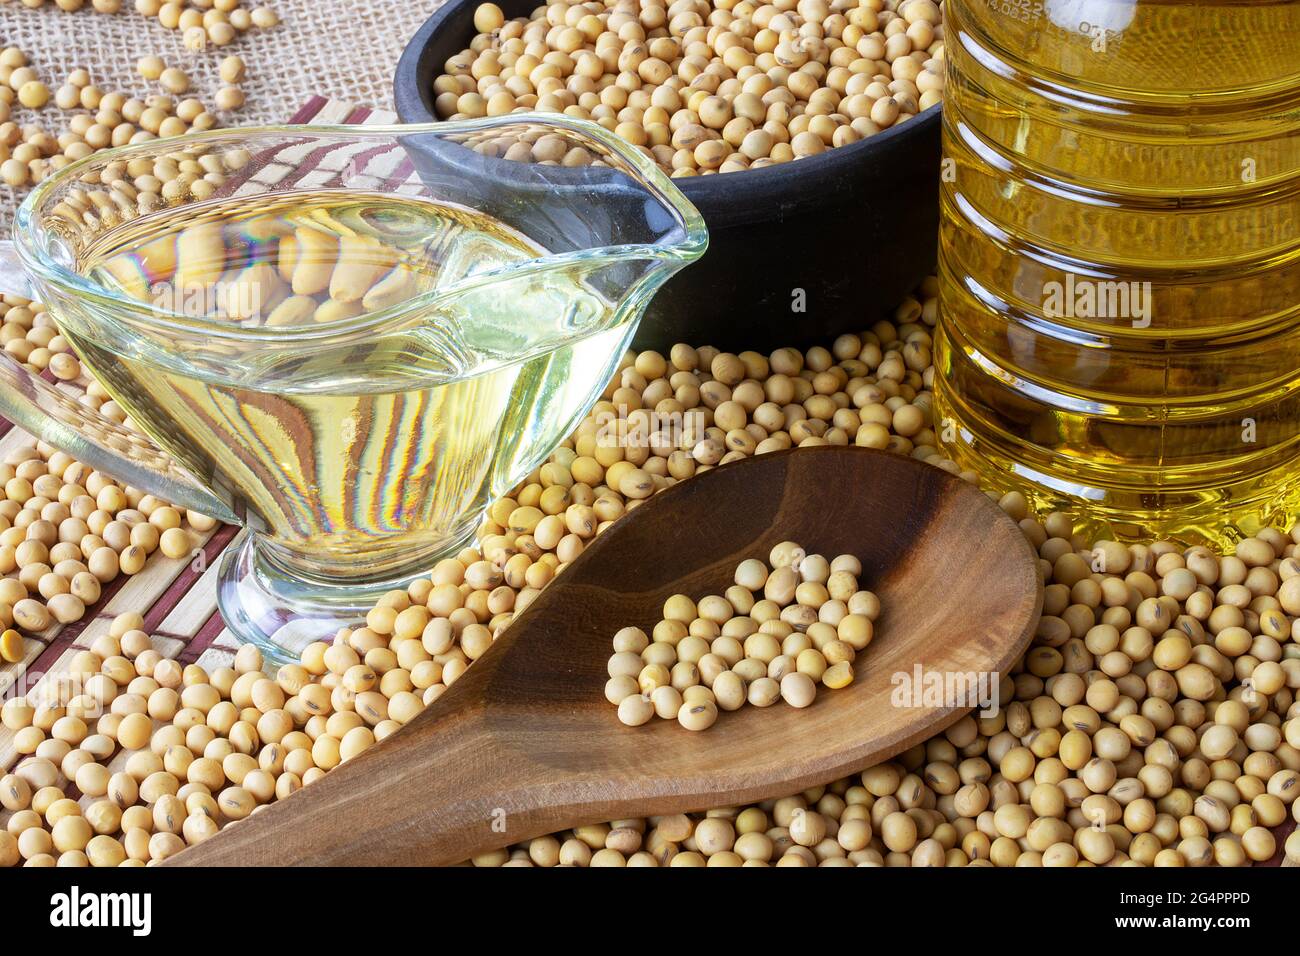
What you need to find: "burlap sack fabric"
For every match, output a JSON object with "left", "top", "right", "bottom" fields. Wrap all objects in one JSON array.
[{"left": 0, "top": 0, "right": 447, "bottom": 230}]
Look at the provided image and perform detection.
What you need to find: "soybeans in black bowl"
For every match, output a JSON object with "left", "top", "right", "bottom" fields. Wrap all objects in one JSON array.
[{"left": 395, "top": 0, "right": 943, "bottom": 351}]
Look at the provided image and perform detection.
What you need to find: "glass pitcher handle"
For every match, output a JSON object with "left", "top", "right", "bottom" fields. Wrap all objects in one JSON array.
[{"left": 0, "top": 241, "right": 240, "bottom": 524}]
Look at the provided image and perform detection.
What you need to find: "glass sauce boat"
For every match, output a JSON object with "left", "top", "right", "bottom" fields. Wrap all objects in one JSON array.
[{"left": 0, "top": 117, "right": 706, "bottom": 662}]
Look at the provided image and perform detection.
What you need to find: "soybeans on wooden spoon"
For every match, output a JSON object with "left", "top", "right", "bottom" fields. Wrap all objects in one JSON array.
[{"left": 172, "top": 445, "right": 1043, "bottom": 866}]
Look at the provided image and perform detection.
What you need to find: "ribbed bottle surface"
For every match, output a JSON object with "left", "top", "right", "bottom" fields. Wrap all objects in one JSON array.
[{"left": 934, "top": 0, "right": 1300, "bottom": 545}]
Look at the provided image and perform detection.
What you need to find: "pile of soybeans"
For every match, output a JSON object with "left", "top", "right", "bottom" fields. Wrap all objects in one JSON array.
[
  {"left": 2, "top": 275, "right": 1299, "bottom": 866},
  {"left": 434, "top": 0, "right": 945, "bottom": 175}
]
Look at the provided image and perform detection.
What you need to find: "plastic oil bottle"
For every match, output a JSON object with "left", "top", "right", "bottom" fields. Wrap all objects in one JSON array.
[{"left": 933, "top": 0, "right": 1300, "bottom": 546}]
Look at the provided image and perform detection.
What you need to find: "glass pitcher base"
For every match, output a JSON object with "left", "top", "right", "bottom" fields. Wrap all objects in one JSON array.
[{"left": 216, "top": 527, "right": 477, "bottom": 666}]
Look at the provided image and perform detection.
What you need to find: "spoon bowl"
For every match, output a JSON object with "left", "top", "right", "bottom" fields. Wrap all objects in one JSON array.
[{"left": 172, "top": 446, "right": 1042, "bottom": 866}]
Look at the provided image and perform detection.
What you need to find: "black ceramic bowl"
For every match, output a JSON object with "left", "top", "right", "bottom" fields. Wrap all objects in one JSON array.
[{"left": 394, "top": 0, "right": 941, "bottom": 352}]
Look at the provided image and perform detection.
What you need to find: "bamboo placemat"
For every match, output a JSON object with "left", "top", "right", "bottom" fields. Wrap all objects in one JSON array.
[
  {"left": 0, "top": 95, "right": 392, "bottom": 768},
  {"left": 0, "top": 95, "right": 1294, "bottom": 866}
]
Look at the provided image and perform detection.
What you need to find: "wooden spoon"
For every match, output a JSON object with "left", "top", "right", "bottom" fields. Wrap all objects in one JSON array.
[{"left": 172, "top": 445, "right": 1042, "bottom": 866}]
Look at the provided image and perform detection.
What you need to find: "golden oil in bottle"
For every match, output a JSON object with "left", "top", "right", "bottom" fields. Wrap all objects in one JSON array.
[{"left": 934, "top": 0, "right": 1300, "bottom": 546}]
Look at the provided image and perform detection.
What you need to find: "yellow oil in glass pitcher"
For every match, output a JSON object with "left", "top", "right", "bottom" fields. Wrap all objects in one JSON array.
[{"left": 0, "top": 118, "right": 706, "bottom": 662}]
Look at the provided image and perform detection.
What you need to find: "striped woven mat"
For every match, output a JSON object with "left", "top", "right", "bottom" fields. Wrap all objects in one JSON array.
[{"left": 0, "top": 96, "right": 398, "bottom": 772}]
